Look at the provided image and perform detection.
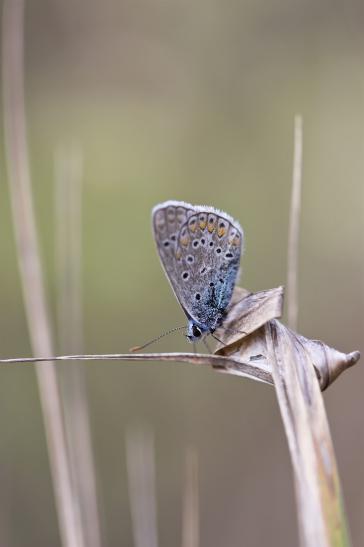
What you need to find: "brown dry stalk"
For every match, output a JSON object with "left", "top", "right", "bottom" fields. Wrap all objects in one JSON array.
[{"left": 265, "top": 321, "right": 351, "bottom": 547}]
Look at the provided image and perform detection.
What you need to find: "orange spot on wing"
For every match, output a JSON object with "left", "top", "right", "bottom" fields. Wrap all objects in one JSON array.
[
  {"left": 189, "top": 220, "right": 197, "bottom": 233},
  {"left": 229, "top": 236, "right": 240, "bottom": 246}
]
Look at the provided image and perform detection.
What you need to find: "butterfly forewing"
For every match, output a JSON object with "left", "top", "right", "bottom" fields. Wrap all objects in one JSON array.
[{"left": 152, "top": 200, "right": 243, "bottom": 331}]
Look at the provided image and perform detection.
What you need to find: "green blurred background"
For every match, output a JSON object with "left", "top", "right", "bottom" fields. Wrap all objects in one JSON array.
[{"left": 0, "top": 1, "right": 363, "bottom": 545}]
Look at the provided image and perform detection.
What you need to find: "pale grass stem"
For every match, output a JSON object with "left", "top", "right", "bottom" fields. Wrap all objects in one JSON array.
[
  {"left": 55, "top": 144, "right": 103, "bottom": 547},
  {"left": 181, "top": 447, "right": 199, "bottom": 547},
  {"left": 126, "top": 428, "right": 159, "bottom": 547},
  {"left": 2, "top": 2, "right": 85, "bottom": 546},
  {"left": 287, "top": 114, "right": 303, "bottom": 330}
]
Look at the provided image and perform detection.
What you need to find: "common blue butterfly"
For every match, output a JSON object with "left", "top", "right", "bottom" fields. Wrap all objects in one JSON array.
[{"left": 152, "top": 200, "right": 243, "bottom": 343}]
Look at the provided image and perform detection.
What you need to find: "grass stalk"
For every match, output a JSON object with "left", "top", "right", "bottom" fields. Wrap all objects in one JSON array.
[
  {"left": 181, "top": 447, "right": 199, "bottom": 547},
  {"left": 126, "top": 428, "right": 159, "bottom": 547},
  {"left": 55, "top": 144, "right": 103, "bottom": 547},
  {"left": 287, "top": 114, "right": 303, "bottom": 330},
  {"left": 2, "top": 2, "right": 85, "bottom": 545}
]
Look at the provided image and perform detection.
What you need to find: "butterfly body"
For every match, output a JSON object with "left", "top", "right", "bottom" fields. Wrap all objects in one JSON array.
[{"left": 152, "top": 200, "right": 243, "bottom": 342}]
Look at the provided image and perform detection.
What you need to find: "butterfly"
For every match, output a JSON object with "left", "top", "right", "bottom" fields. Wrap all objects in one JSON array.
[{"left": 152, "top": 200, "right": 244, "bottom": 343}]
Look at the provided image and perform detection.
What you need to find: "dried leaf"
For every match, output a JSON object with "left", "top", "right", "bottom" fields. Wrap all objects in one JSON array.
[
  {"left": 266, "top": 320, "right": 351, "bottom": 547},
  {"left": 216, "top": 287, "right": 359, "bottom": 391},
  {"left": 215, "top": 287, "right": 359, "bottom": 546}
]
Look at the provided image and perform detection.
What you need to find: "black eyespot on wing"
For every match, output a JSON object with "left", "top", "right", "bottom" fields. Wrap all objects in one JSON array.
[
  {"left": 219, "top": 278, "right": 224, "bottom": 283},
  {"left": 195, "top": 293, "right": 201, "bottom": 301},
  {"left": 187, "top": 255, "right": 194, "bottom": 263},
  {"left": 209, "top": 241, "right": 214, "bottom": 247},
  {"left": 201, "top": 238, "right": 206, "bottom": 245},
  {"left": 163, "top": 240, "right": 170, "bottom": 247},
  {"left": 192, "top": 325, "right": 202, "bottom": 338},
  {"left": 182, "top": 272, "right": 189, "bottom": 280},
  {"left": 225, "top": 252, "right": 233, "bottom": 258},
  {"left": 200, "top": 267, "right": 207, "bottom": 274},
  {"left": 193, "top": 240, "right": 199, "bottom": 248},
  {"left": 216, "top": 248, "right": 222, "bottom": 254},
  {"left": 170, "top": 234, "right": 176, "bottom": 241},
  {"left": 209, "top": 282, "right": 214, "bottom": 287}
]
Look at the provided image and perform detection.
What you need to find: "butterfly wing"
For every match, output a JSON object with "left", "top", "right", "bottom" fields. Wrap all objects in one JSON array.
[{"left": 152, "top": 200, "right": 244, "bottom": 329}]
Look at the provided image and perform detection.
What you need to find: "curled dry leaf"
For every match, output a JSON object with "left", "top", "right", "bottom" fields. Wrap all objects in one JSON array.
[
  {"left": 215, "top": 285, "right": 359, "bottom": 546},
  {"left": 215, "top": 286, "right": 360, "bottom": 391}
]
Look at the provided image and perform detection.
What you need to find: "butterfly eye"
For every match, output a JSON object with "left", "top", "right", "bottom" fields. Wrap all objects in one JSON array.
[{"left": 192, "top": 325, "right": 202, "bottom": 338}]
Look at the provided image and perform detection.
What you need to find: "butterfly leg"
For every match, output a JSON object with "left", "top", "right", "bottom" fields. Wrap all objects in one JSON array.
[{"left": 203, "top": 338, "right": 212, "bottom": 353}]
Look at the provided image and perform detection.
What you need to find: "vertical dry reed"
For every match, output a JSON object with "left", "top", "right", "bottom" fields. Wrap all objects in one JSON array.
[
  {"left": 126, "top": 428, "right": 159, "bottom": 547},
  {"left": 55, "top": 144, "right": 103, "bottom": 547},
  {"left": 287, "top": 114, "right": 303, "bottom": 330},
  {"left": 2, "top": 2, "right": 85, "bottom": 546},
  {"left": 181, "top": 447, "right": 199, "bottom": 547}
]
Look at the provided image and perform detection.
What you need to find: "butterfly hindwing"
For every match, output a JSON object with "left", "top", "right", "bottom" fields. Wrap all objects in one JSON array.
[{"left": 152, "top": 200, "right": 243, "bottom": 331}]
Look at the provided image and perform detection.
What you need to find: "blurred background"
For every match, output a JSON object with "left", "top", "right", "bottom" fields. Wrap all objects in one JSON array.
[{"left": 0, "top": 0, "right": 363, "bottom": 545}]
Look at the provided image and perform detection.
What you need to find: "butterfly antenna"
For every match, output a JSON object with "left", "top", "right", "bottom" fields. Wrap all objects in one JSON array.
[{"left": 130, "top": 325, "right": 187, "bottom": 352}]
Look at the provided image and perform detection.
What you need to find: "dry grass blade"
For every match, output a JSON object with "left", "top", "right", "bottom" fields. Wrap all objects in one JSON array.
[
  {"left": 126, "top": 428, "right": 159, "bottom": 547},
  {"left": 0, "top": 272, "right": 359, "bottom": 547},
  {"left": 55, "top": 144, "right": 102, "bottom": 547},
  {"left": 2, "top": 2, "right": 85, "bottom": 546},
  {"left": 181, "top": 447, "right": 199, "bottom": 547},
  {"left": 287, "top": 114, "right": 303, "bottom": 330},
  {"left": 216, "top": 287, "right": 359, "bottom": 391},
  {"left": 0, "top": 352, "right": 275, "bottom": 385},
  {"left": 0, "top": 282, "right": 359, "bottom": 391},
  {"left": 265, "top": 320, "right": 351, "bottom": 547}
]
